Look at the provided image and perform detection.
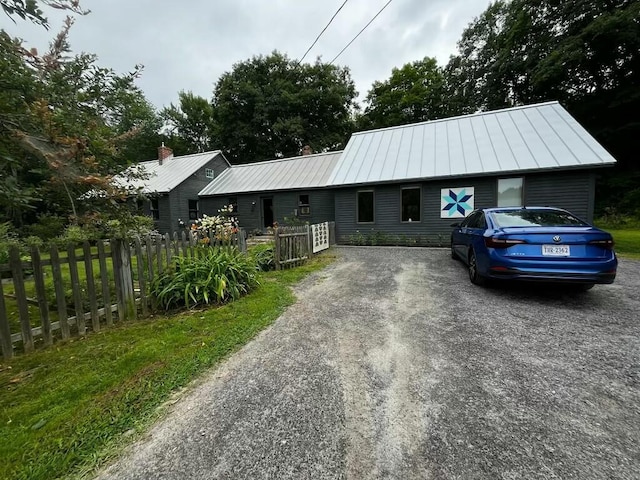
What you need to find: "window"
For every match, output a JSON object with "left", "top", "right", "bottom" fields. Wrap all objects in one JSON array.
[
  {"left": 460, "top": 211, "right": 485, "bottom": 229},
  {"left": 228, "top": 196, "right": 237, "bottom": 213},
  {"left": 497, "top": 177, "right": 523, "bottom": 207},
  {"left": 298, "top": 194, "right": 310, "bottom": 216},
  {"left": 150, "top": 198, "right": 159, "bottom": 220},
  {"left": 401, "top": 187, "right": 421, "bottom": 222},
  {"left": 188, "top": 199, "right": 199, "bottom": 220},
  {"left": 205, "top": 168, "right": 214, "bottom": 179},
  {"left": 357, "top": 190, "right": 374, "bottom": 223}
]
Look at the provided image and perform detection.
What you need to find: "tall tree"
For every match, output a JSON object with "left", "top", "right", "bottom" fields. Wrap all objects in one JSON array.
[
  {"left": 0, "top": 13, "right": 157, "bottom": 227},
  {"left": 445, "top": 0, "right": 640, "bottom": 214},
  {"left": 161, "top": 91, "right": 215, "bottom": 154},
  {"left": 212, "top": 51, "right": 358, "bottom": 163},
  {"left": 360, "top": 57, "right": 447, "bottom": 130}
]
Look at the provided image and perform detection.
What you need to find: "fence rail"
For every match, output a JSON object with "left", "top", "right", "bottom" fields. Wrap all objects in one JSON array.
[{"left": 0, "top": 230, "right": 247, "bottom": 359}]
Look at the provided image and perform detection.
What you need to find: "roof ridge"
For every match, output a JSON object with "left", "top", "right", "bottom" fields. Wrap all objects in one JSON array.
[
  {"left": 230, "top": 150, "right": 343, "bottom": 168},
  {"left": 138, "top": 150, "right": 221, "bottom": 164},
  {"left": 352, "top": 101, "right": 561, "bottom": 136}
]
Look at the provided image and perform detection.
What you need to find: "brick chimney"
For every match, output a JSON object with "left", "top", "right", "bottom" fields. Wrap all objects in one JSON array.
[
  {"left": 158, "top": 143, "right": 173, "bottom": 165},
  {"left": 301, "top": 145, "right": 312, "bottom": 156}
]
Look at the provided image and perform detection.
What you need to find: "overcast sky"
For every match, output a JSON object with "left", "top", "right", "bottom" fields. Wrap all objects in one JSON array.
[{"left": 1, "top": 0, "right": 491, "bottom": 110}]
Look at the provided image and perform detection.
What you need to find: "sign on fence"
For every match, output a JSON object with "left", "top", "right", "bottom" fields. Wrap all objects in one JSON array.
[{"left": 312, "top": 222, "right": 330, "bottom": 253}]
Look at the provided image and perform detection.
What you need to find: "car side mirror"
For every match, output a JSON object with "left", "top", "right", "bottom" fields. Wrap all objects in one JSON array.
[{"left": 450, "top": 222, "right": 460, "bottom": 228}]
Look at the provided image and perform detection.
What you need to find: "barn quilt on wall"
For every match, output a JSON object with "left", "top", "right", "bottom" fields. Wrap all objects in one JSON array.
[{"left": 441, "top": 187, "right": 474, "bottom": 218}]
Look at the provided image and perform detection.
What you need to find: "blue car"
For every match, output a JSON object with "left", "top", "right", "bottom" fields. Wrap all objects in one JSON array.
[{"left": 450, "top": 207, "right": 617, "bottom": 290}]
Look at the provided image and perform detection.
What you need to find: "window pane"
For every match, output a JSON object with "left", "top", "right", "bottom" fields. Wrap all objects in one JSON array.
[
  {"left": 357, "top": 191, "right": 374, "bottom": 223},
  {"left": 498, "top": 178, "right": 523, "bottom": 207},
  {"left": 299, "top": 194, "right": 310, "bottom": 206},
  {"left": 401, "top": 188, "right": 421, "bottom": 222}
]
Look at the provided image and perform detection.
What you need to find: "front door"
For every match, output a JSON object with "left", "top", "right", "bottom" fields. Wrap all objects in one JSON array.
[{"left": 261, "top": 197, "right": 274, "bottom": 228}]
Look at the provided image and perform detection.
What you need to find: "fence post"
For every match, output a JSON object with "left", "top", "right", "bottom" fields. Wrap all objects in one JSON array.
[
  {"left": 329, "top": 221, "right": 336, "bottom": 246},
  {"left": 67, "top": 244, "right": 86, "bottom": 335},
  {"left": 31, "top": 246, "right": 52, "bottom": 346},
  {"left": 274, "top": 227, "right": 281, "bottom": 270},
  {"left": 10, "top": 246, "right": 33, "bottom": 352},
  {"left": 49, "top": 244, "right": 70, "bottom": 339},
  {"left": 112, "top": 239, "right": 136, "bottom": 322},
  {"left": 306, "top": 224, "right": 312, "bottom": 257},
  {"left": 0, "top": 279, "right": 13, "bottom": 359}
]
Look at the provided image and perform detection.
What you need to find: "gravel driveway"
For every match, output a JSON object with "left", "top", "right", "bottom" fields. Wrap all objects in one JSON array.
[{"left": 97, "top": 247, "right": 640, "bottom": 480}]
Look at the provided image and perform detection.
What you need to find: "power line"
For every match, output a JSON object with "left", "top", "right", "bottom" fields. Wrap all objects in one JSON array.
[
  {"left": 329, "top": 0, "right": 393, "bottom": 65},
  {"left": 298, "top": 0, "right": 349, "bottom": 65}
]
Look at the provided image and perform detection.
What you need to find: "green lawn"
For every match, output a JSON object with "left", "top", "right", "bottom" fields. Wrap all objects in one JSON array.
[
  {"left": 0, "top": 252, "right": 335, "bottom": 480},
  {"left": 608, "top": 229, "right": 640, "bottom": 259}
]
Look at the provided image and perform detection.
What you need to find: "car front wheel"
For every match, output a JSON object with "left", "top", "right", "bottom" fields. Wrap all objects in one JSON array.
[
  {"left": 468, "top": 250, "right": 486, "bottom": 286},
  {"left": 450, "top": 240, "right": 457, "bottom": 259}
]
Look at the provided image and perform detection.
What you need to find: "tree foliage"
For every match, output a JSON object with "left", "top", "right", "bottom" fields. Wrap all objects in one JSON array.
[
  {"left": 0, "top": 10, "right": 161, "bottom": 230},
  {"left": 0, "top": 0, "right": 86, "bottom": 29},
  {"left": 442, "top": 0, "right": 640, "bottom": 214},
  {"left": 359, "top": 57, "right": 447, "bottom": 130},
  {"left": 212, "top": 51, "right": 358, "bottom": 163},
  {"left": 162, "top": 91, "right": 215, "bottom": 155}
]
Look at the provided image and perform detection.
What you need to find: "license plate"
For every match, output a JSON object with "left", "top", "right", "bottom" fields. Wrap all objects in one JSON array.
[{"left": 542, "top": 245, "right": 570, "bottom": 256}]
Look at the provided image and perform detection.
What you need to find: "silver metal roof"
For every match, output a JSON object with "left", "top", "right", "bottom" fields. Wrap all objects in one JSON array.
[
  {"left": 328, "top": 101, "right": 616, "bottom": 186},
  {"left": 122, "top": 150, "right": 226, "bottom": 193},
  {"left": 199, "top": 151, "right": 342, "bottom": 196}
]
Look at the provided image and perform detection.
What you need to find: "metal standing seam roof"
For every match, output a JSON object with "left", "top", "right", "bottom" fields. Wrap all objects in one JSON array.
[
  {"left": 328, "top": 101, "right": 616, "bottom": 187},
  {"left": 198, "top": 151, "right": 343, "bottom": 196},
  {"left": 122, "top": 150, "right": 226, "bottom": 194}
]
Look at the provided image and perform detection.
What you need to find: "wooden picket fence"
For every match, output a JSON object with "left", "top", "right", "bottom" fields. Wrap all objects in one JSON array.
[
  {"left": 0, "top": 230, "right": 246, "bottom": 359},
  {"left": 274, "top": 222, "right": 334, "bottom": 270}
]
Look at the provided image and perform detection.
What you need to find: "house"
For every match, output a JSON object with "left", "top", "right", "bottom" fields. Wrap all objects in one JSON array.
[
  {"left": 198, "top": 150, "right": 341, "bottom": 233},
  {"left": 128, "top": 145, "right": 230, "bottom": 233},
  {"left": 329, "top": 101, "right": 615, "bottom": 243},
  {"left": 197, "top": 101, "right": 616, "bottom": 243}
]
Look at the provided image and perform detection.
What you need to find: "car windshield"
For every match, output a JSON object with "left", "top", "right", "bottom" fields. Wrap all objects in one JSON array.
[{"left": 491, "top": 210, "right": 588, "bottom": 227}]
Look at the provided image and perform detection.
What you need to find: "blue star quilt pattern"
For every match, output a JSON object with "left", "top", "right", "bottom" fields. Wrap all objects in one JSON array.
[{"left": 441, "top": 187, "right": 474, "bottom": 218}]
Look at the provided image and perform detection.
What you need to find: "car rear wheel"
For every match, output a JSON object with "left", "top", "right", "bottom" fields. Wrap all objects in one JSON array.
[{"left": 468, "top": 250, "right": 486, "bottom": 286}]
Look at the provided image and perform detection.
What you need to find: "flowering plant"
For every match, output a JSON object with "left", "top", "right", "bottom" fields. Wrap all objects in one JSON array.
[{"left": 191, "top": 205, "right": 239, "bottom": 242}]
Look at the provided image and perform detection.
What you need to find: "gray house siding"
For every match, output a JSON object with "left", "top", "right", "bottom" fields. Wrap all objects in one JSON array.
[
  {"left": 523, "top": 171, "right": 595, "bottom": 222},
  {"left": 200, "top": 189, "right": 335, "bottom": 234},
  {"left": 334, "top": 178, "right": 495, "bottom": 244},
  {"left": 150, "top": 154, "right": 229, "bottom": 234},
  {"left": 334, "top": 170, "right": 599, "bottom": 244}
]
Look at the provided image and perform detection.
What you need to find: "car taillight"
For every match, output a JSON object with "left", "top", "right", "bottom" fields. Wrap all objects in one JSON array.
[
  {"left": 484, "top": 237, "right": 525, "bottom": 248},
  {"left": 588, "top": 239, "right": 615, "bottom": 249}
]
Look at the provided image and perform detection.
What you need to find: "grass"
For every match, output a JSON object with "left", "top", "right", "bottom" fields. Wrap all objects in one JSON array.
[
  {"left": 0, "top": 252, "right": 335, "bottom": 480},
  {"left": 593, "top": 219, "right": 640, "bottom": 259},
  {"left": 608, "top": 229, "right": 640, "bottom": 259}
]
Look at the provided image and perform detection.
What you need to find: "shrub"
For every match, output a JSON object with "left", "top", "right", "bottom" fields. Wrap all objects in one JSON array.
[
  {"left": 103, "top": 215, "right": 156, "bottom": 239},
  {"left": 151, "top": 247, "right": 258, "bottom": 310},
  {"left": 0, "top": 222, "right": 17, "bottom": 265},
  {"left": 26, "top": 214, "right": 66, "bottom": 241},
  {"left": 250, "top": 243, "right": 275, "bottom": 271},
  {"left": 53, "top": 225, "right": 97, "bottom": 247}
]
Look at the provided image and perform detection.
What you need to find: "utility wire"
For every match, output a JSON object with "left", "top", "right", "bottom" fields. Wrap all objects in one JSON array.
[
  {"left": 298, "top": 0, "right": 349, "bottom": 65},
  {"left": 329, "top": 0, "right": 393, "bottom": 64}
]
